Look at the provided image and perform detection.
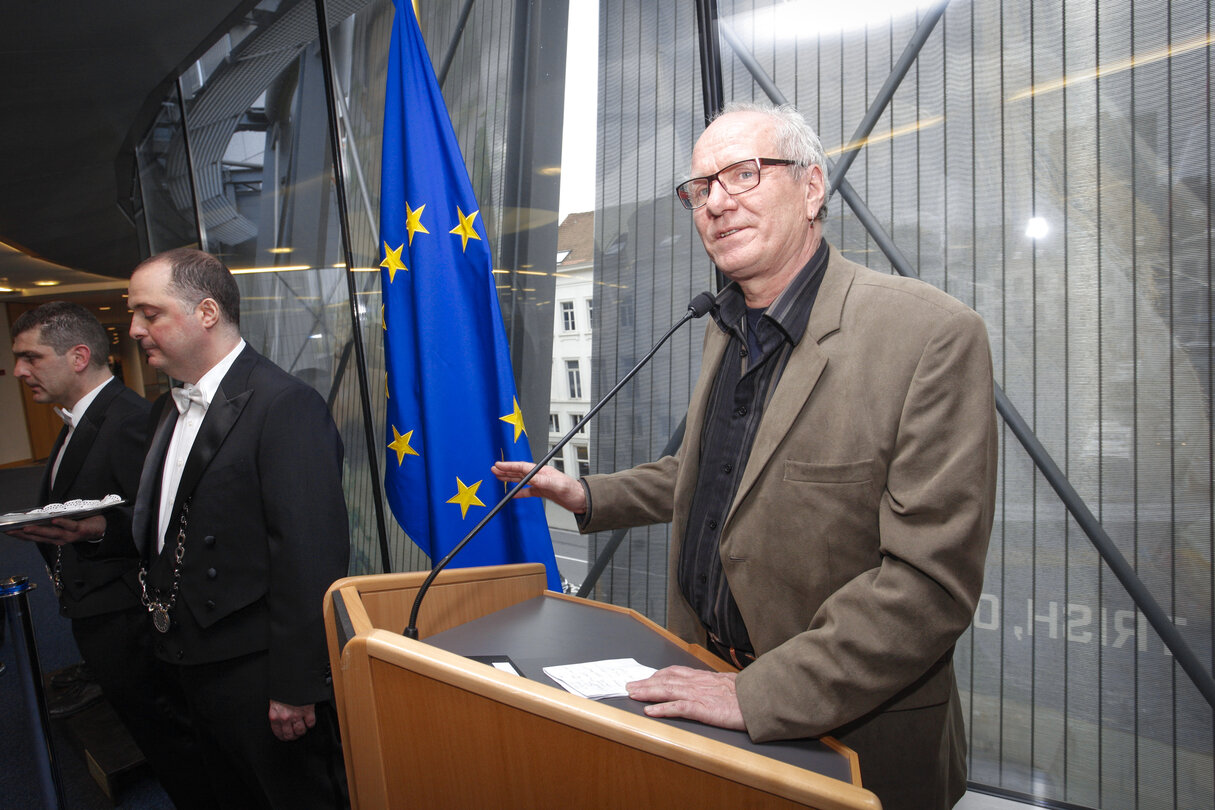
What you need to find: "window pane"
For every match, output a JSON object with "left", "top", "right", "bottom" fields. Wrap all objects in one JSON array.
[{"left": 565, "top": 359, "right": 582, "bottom": 399}]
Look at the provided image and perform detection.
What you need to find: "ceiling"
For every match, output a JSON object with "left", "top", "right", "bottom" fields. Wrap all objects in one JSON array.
[{"left": 0, "top": 0, "right": 253, "bottom": 319}]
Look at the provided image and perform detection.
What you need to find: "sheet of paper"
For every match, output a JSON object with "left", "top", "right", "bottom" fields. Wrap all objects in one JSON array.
[{"left": 542, "top": 658, "right": 657, "bottom": 700}]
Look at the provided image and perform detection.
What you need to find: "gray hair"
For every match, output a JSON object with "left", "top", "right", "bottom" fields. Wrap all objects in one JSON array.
[{"left": 716, "top": 101, "right": 830, "bottom": 220}]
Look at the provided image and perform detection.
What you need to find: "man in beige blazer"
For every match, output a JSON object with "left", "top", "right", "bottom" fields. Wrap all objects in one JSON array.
[{"left": 495, "top": 102, "right": 997, "bottom": 809}]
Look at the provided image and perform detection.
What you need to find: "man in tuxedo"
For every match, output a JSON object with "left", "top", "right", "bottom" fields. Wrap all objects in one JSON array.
[
  {"left": 7, "top": 301, "right": 209, "bottom": 807},
  {"left": 494, "top": 102, "right": 998, "bottom": 809},
  {"left": 127, "top": 247, "right": 349, "bottom": 809}
]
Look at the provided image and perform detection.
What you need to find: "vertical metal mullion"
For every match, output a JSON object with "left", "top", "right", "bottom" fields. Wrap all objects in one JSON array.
[
  {"left": 1060, "top": 0, "right": 1071, "bottom": 794},
  {"left": 1165, "top": 5, "right": 1178, "bottom": 805},
  {"left": 313, "top": 0, "right": 392, "bottom": 572},
  {"left": 1028, "top": 0, "right": 1038, "bottom": 784},
  {"left": 693, "top": 0, "right": 724, "bottom": 125},
  {"left": 693, "top": 0, "right": 727, "bottom": 295},
  {"left": 1094, "top": 4, "right": 1105, "bottom": 802},
  {"left": 1129, "top": 4, "right": 1141, "bottom": 802},
  {"left": 966, "top": 0, "right": 978, "bottom": 773},
  {"left": 1207, "top": 0, "right": 1215, "bottom": 798},
  {"left": 175, "top": 77, "right": 206, "bottom": 251},
  {"left": 997, "top": 0, "right": 1007, "bottom": 782}
]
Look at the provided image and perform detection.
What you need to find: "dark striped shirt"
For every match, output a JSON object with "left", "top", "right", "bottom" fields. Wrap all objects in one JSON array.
[{"left": 676, "top": 239, "right": 829, "bottom": 656}]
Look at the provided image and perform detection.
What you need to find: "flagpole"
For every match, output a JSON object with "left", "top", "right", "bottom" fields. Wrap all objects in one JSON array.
[{"left": 314, "top": 0, "right": 393, "bottom": 572}]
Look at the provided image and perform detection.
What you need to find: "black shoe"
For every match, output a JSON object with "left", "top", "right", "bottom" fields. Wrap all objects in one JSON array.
[
  {"left": 47, "top": 679, "right": 104, "bottom": 718},
  {"left": 50, "top": 661, "right": 92, "bottom": 689}
]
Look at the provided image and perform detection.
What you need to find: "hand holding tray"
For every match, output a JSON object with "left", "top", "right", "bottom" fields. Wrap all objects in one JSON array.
[{"left": 0, "top": 494, "right": 126, "bottom": 531}]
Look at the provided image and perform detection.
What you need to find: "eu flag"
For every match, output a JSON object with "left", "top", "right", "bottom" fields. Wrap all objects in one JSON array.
[{"left": 378, "top": 0, "right": 560, "bottom": 590}]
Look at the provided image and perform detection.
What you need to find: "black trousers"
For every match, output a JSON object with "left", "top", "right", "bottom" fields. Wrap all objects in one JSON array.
[
  {"left": 72, "top": 607, "right": 218, "bottom": 810},
  {"left": 832, "top": 688, "right": 968, "bottom": 810},
  {"left": 170, "top": 651, "right": 348, "bottom": 810}
]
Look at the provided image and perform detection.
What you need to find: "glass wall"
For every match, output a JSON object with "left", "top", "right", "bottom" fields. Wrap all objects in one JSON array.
[
  {"left": 135, "top": 0, "right": 1213, "bottom": 806},
  {"left": 593, "top": 1, "right": 1213, "bottom": 807},
  {"left": 134, "top": 0, "right": 572, "bottom": 576}
]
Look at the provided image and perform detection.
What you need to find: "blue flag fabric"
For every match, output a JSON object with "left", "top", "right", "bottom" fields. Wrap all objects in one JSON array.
[{"left": 378, "top": 1, "right": 560, "bottom": 591}]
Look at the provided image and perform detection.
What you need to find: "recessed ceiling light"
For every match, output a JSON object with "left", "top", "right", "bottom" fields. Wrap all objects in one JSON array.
[
  {"left": 268, "top": 247, "right": 294, "bottom": 254},
  {"left": 33, "top": 280, "right": 60, "bottom": 287}
]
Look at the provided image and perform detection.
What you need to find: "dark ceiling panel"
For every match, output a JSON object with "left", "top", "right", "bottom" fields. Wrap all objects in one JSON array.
[{"left": 0, "top": 0, "right": 259, "bottom": 280}]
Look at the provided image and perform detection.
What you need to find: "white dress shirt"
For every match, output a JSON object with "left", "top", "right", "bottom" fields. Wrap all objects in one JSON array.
[
  {"left": 51, "top": 376, "right": 113, "bottom": 487},
  {"left": 157, "top": 340, "right": 246, "bottom": 550}
]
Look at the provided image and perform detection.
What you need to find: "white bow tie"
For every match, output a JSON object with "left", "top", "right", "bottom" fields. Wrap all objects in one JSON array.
[{"left": 171, "top": 384, "right": 209, "bottom": 415}]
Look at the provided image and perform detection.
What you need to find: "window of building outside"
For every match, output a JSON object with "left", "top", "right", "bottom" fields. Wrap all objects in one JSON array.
[
  {"left": 585, "top": 298, "right": 593, "bottom": 330},
  {"left": 561, "top": 300, "right": 577, "bottom": 331},
  {"left": 549, "top": 413, "right": 560, "bottom": 433},
  {"left": 549, "top": 444, "right": 564, "bottom": 474},
  {"left": 570, "top": 413, "right": 585, "bottom": 433},
  {"left": 575, "top": 444, "right": 590, "bottom": 478},
  {"left": 565, "top": 359, "right": 582, "bottom": 399}
]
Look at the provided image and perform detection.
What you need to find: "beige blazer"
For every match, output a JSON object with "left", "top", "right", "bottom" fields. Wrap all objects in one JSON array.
[{"left": 584, "top": 245, "right": 998, "bottom": 804}]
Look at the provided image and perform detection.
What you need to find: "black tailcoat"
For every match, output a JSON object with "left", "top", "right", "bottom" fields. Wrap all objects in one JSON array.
[
  {"left": 37, "top": 376, "right": 149, "bottom": 617},
  {"left": 133, "top": 345, "right": 350, "bottom": 706}
]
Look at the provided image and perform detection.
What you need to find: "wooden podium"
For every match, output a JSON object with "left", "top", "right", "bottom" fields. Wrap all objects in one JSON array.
[{"left": 324, "top": 563, "right": 880, "bottom": 809}]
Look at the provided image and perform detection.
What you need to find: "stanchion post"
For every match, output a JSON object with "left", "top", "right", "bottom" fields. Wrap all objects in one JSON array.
[{"left": 1, "top": 575, "right": 66, "bottom": 809}]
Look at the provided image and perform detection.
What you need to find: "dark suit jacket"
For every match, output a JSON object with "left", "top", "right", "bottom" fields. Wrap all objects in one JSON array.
[
  {"left": 133, "top": 346, "right": 350, "bottom": 707},
  {"left": 583, "top": 246, "right": 998, "bottom": 803},
  {"left": 37, "top": 377, "right": 150, "bottom": 619}
]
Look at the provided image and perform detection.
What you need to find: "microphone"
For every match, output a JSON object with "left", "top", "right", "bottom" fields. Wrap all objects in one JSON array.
[{"left": 403, "top": 291, "right": 717, "bottom": 638}]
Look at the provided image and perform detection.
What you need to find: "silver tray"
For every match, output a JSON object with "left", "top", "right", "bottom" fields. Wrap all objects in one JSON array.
[{"left": 0, "top": 498, "right": 126, "bottom": 531}]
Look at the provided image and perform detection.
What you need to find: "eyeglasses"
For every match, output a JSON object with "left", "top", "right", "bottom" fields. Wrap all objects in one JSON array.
[{"left": 675, "top": 157, "right": 797, "bottom": 210}]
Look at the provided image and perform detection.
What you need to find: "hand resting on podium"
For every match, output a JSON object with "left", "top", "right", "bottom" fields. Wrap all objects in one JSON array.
[{"left": 626, "top": 665, "right": 746, "bottom": 731}]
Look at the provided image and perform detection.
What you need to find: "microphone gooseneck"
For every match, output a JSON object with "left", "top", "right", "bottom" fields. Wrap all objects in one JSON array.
[{"left": 402, "top": 291, "right": 716, "bottom": 639}]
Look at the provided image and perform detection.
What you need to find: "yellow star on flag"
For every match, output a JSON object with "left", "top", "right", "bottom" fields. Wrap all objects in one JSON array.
[
  {"left": 405, "top": 203, "right": 429, "bottom": 245},
  {"left": 388, "top": 425, "right": 419, "bottom": 464},
  {"left": 499, "top": 397, "right": 527, "bottom": 442},
  {"left": 380, "top": 242, "right": 407, "bottom": 282},
  {"left": 447, "top": 477, "right": 485, "bottom": 518},
  {"left": 449, "top": 207, "right": 482, "bottom": 251}
]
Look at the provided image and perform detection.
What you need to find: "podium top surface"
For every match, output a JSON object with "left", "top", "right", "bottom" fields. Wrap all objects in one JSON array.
[{"left": 425, "top": 594, "right": 853, "bottom": 784}]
